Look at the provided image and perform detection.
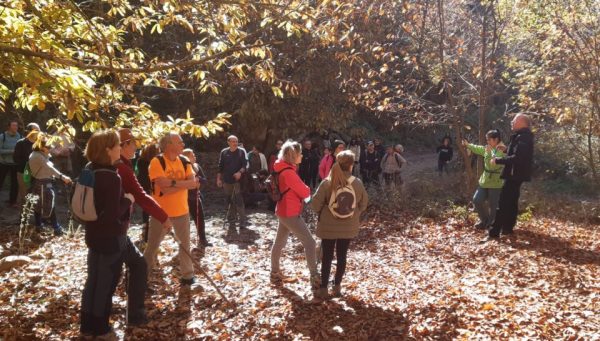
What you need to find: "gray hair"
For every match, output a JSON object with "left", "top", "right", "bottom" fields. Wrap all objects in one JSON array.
[
  {"left": 516, "top": 113, "right": 532, "bottom": 127},
  {"left": 159, "top": 132, "right": 180, "bottom": 151},
  {"left": 278, "top": 140, "right": 302, "bottom": 164}
]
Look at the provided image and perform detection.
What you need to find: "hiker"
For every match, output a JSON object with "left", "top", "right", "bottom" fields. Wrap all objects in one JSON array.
[
  {"left": 247, "top": 145, "right": 268, "bottom": 175},
  {"left": 299, "top": 139, "right": 320, "bottom": 188},
  {"left": 13, "top": 123, "right": 40, "bottom": 205},
  {"left": 182, "top": 148, "right": 211, "bottom": 247},
  {"left": 311, "top": 150, "right": 369, "bottom": 300},
  {"left": 50, "top": 128, "right": 75, "bottom": 177},
  {"left": 349, "top": 138, "right": 362, "bottom": 177},
  {"left": 268, "top": 140, "right": 283, "bottom": 173},
  {"left": 319, "top": 140, "right": 345, "bottom": 180},
  {"left": 436, "top": 136, "right": 453, "bottom": 175},
  {"left": 381, "top": 145, "right": 406, "bottom": 189},
  {"left": 217, "top": 135, "right": 248, "bottom": 229},
  {"left": 80, "top": 129, "right": 146, "bottom": 340},
  {"left": 360, "top": 141, "right": 381, "bottom": 186},
  {"left": 28, "top": 132, "right": 72, "bottom": 236},
  {"left": 0, "top": 120, "right": 22, "bottom": 207},
  {"left": 143, "top": 132, "right": 198, "bottom": 286},
  {"left": 487, "top": 114, "right": 535, "bottom": 240},
  {"left": 136, "top": 143, "right": 160, "bottom": 243},
  {"left": 270, "top": 140, "right": 320, "bottom": 291},
  {"left": 462, "top": 130, "right": 506, "bottom": 230},
  {"left": 115, "top": 128, "right": 172, "bottom": 247},
  {"left": 373, "top": 138, "right": 385, "bottom": 159}
]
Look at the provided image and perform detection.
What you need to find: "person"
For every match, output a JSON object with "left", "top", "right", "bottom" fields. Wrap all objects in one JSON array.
[
  {"left": 437, "top": 136, "right": 453, "bottom": 175},
  {"left": 247, "top": 145, "right": 268, "bottom": 175},
  {"left": 182, "top": 148, "right": 211, "bottom": 247},
  {"left": 50, "top": 128, "right": 75, "bottom": 177},
  {"left": 115, "top": 129, "right": 172, "bottom": 247},
  {"left": 321, "top": 131, "right": 331, "bottom": 150},
  {"left": 373, "top": 138, "right": 385, "bottom": 159},
  {"left": 27, "top": 132, "right": 72, "bottom": 236},
  {"left": 268, "top": 140, "right": 283, "bottom": 173},
  {"left": 143, "top": 132, "right": 199, "bottom": 286},
  {"left": 270, "top": 140, "right": 320, "bottom": 291},
  {"left": 311, "top": 150, "right": 368, "bottom": 299},
  {"left": 13, "top": 123, "right": 40, "bottom": 205},
  {"left": 319, "top": 140, "right": 345, "bottom": 180},
  {"left": 349, "top": 138, "right": 362, "bottom": 177},
  {"left": 380, "top": 145, "right": 406, "bottom": 189},
  {"left": 394, "top": 144, "right": 404, "bottom": 155},
  {"left": 462, "top": 130, "right": 506, "bottom": 230},
  {"left": 0, "top": 120, "right": 22, "bottom": 207},
  {"left": 298, "top": 139, "right": 320, "bottom": 188},
  {"left": 80, "top": 130, "right": 146, "bottom": 340},
  {"left": 136, "top": 143, "right": 161, "bottom": 243},
  {"left": 487, "top": 114, "right": 534, "bottom": 240},
  {"left": 318, "top": 147, "right": 333, "bottom": 181},
  {"left": 217, "top": 135, "right": 248, "bottom": 229},
  {"left": 360, "top": 141, "right": 381, "bottom": 186}
]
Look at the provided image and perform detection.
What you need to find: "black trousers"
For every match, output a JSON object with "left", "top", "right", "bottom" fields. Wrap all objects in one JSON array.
[
  {"left": 0, "top": 163, "right": 18, "bottom": 204},
  {"left": 489, "top": 180, "right": 523, "bottom": 237},
  {"left": 188, "top": 191, "right": 207, "bottom": 244},
  {"left": 320, "top": 238, "right": 351, "bottom": 288},
  {"left": 81, "top": 236, "right": 147, "bottom": 336}
]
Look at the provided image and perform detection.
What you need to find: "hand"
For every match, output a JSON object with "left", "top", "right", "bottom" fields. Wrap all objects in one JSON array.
[
  {"left": 62, "top": 176, "right": 72, "bottom": 185},
  {"left": 124, "top": 193, "right": 135, "bottom": 204},
  {"left": 490, "top": 158, "right": 497, "bottom": 165},
  {"left": 216, "top": 178, "right": 223, "bottom": 188},
  {"left": 461, "top": 138, "right": 468, "bottom": 146},
  {"left": 162, "top": 218, "right": 173, "bottom": 231},
  {"left": 233, "top": 172, "right": 242, "bottom": 181},
  {"left": 485, "top": 145, "right": 492, "bottom": 153}
]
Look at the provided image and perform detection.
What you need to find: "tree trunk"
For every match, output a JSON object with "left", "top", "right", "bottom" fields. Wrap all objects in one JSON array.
[{"left": 478, "top": 3, "right": 488, "bottom": 179}]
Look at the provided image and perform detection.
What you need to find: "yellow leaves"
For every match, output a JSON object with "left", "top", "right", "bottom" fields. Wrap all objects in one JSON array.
[
  {"left": 482, "top": 303, "right": 495, "bottom": 311},
  {"left": 271, "top": 86, "right": 284, "bottom": 98}
]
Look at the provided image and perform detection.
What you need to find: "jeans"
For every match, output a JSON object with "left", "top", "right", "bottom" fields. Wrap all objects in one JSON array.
[
  {"left": 472, "top": 187, "right": 501, "bottom": 226},
  {"left": 80, "top": 236, "right": 147, "bottom": 336},
  {"left": 0, "top": 163, "right": 18, "bottom": 204},
  {"left": 489, "top": 180, "right": 523, "bottom": 237},
  {"left": 320, "top": 238, "right": 351, "bottom": 288},
  {"left": 224, "top": 182, "right": 246, "bottom": 225},
  {"left": 271, "top": 215, "right": 317, "bottom": 275},
  {"left": 144, "top": 214, "right": 194, "bottom": 280}
]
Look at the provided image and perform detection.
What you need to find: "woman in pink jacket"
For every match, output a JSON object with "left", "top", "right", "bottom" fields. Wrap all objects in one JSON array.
[
  {"left": 318, "top": 140, "right": 346, "bottom": 180},
  {"left": 271, "top": 141, "right": 319, "bottom": 291}
]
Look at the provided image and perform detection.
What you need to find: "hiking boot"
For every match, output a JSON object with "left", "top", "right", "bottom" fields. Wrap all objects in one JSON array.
[
  {"left": 127, "top": 315, "right": 148, "bottom": 327},
  {"left": 199, "top": 239, "right": 213, "bottom": 247},
  {"left": 332, "top": 285, "right": 342, "bottom": 297},
  {"left": 314, "top": 287, "right": 329, "bottom": 300}
]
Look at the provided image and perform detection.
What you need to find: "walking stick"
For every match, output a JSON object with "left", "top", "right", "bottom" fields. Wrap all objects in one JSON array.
[{"left": 169, "top": 231, "right": 231, "bottom": 305}]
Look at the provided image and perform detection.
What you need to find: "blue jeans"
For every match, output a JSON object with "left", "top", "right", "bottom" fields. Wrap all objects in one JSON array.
[{"left": 473, "top": 186, "right": 501, "bottom": 226}]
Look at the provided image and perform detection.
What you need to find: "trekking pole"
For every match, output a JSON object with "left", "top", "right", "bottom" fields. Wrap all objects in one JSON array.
[
  {"left": 222, "top": 189, "right": 235, "bottom": 230},
  {"left": 169, "top": 231, "right": 231, "bottom": 304}
]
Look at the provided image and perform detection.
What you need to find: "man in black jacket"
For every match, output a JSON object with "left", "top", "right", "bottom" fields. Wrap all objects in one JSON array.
[
  {"left": 487, "top": 114, "right": 534, "bottom": 240},
  {"left": 298, "top": 139, "right": 319, "bottom": 188}
]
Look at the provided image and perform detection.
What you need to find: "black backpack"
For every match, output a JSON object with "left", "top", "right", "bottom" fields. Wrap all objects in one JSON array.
[{"left": 265, "top": 168, "right": 293, "bottom": 202}]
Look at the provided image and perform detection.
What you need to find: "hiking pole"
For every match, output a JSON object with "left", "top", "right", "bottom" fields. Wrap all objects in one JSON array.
[
  {"left": 169, "top": 231, "right": 231, "bottom": 305},
  {"left": 222, "top": 189, "right": 235, "bottom": 230}
]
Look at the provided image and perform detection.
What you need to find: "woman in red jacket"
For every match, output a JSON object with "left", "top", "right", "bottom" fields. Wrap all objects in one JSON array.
[{"left": 271, "top": 140, "right": 319, "bottom": 291}]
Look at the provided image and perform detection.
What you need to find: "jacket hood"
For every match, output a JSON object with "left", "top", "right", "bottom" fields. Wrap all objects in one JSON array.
[{"left": 273, "top": 159, "right": 296, "bottom": 172}]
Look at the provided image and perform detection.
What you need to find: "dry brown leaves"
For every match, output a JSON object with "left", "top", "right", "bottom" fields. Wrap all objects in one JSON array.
[{"left": 0, "top": 209, "right": 598, "bottom": 340}]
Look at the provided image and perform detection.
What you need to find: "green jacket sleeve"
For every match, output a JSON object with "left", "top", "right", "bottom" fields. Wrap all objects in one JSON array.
[{"left": 467, "top": 144, "right": 485, "bottom": 156}]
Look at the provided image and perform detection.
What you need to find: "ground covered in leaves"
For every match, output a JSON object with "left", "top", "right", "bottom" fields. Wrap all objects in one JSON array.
[{"left": 1, "top": 196, "right": 598, "bottom": 340}]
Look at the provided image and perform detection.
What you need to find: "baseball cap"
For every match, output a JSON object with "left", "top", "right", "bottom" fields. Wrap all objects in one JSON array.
[{"left": 118, "top": 128, "right": 137, "bottom": 144}]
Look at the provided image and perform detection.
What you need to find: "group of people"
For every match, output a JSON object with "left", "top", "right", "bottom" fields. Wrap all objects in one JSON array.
[{"left": 0, "top": 113, "right": 534, "bottom": 339}]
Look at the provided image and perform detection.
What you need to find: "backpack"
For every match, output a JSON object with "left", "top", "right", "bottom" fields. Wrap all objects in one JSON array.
[
  {"left": 151, "top": 154, "right": 190, "bottom": 196},
  {"left": 71, "top": 164, "right": 117, "bottom": 222},
  {"left": 265, "top": 167, "right": 293, "bottom": 202},
  {"left": 23, "top": 162, "right": 33, "bottom": 187},
  {"left": 328, "top": 176, "right": 357, "bottom": 219},
  {"left": 248, "top": 153, "right": 262, "bottom": 174}
]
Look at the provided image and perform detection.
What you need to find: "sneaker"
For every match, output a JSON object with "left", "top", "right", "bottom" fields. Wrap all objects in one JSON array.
[
  {"left": 332, "top": 285, "right": 342, "bottom": 297},
  {"left": 53, "top": 226, "right": 65, "bottom": 236},
  {"left": 474, "top": 221, "right": 487, "bottom": 230}
]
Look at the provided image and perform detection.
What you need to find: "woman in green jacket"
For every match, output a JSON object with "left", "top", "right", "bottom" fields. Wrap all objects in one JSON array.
[
  {"left": 462, "top": 129, "right": 506, "bottom": 230},
  {"left": 311, "top": 150, "right": 368, "bottom": 300}
]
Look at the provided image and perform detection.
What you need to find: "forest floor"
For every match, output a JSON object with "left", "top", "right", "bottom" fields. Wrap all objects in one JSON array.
[{"left": 0, "top": 152, "right": 598, "bottom": 340}]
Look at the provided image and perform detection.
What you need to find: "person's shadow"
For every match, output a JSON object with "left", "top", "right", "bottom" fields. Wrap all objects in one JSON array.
[
  {"left": 501, "top": 229, "right": 600, "bottom": 266},
  {"left": 223, "top": 226, "right": 260, "bottom": 250},
  {"left": 276, "top": 287, "right": 409, "bottom": 340}
]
